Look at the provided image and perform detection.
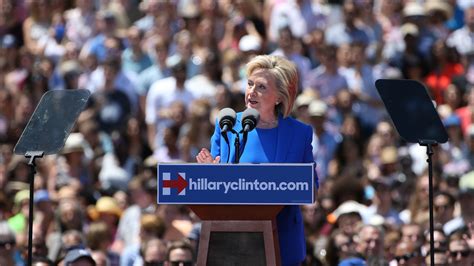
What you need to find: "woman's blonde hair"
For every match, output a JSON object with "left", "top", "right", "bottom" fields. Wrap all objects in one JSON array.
[{"left": 246, "top": 55, "right": 298, "bottom": 117}]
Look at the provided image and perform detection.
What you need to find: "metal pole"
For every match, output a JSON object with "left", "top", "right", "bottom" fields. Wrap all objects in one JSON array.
[
  {"left": 25, "top": 151, "right": 43, "bottom": 266},
  {"left": 426, "top": 144, "right": 435, "bottom": 266}
]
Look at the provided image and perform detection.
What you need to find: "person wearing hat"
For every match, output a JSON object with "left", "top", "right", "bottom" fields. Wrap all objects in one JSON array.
[
  {"left": 327, "top": 200, "right": 366, "bottom": 237},
  {"left": 63, "top": 248, "right": 96, "bottom": 266},
  {"left": 238, "top": 34, "right": 263, "bottom": 66},
  {"left": 402, "top": 1, "right": 438, "bottom": 58},
  {"left": 7, "top": 189, "right": 30, "bottom": 234},
  {"left": 145, "top": 57, "right": 194, "bottom": 150},
  {"left": 293, "top": 90, "right": 317, "bottom": 124},
  {"left": 425, "top": 0, "right": 453, "bottom": 40},
  {"left": 309, "top": 100, "right": 341, "bottom": 182}
]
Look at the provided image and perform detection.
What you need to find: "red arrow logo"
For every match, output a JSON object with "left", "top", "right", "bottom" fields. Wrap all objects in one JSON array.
[{"left": 163, "top": 174, "right": 188, "bottom": 194}]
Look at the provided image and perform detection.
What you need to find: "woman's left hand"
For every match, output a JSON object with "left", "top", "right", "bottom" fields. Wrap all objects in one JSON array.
[{"left": 196, "top": 148, "right": 220, "bottom": 164}]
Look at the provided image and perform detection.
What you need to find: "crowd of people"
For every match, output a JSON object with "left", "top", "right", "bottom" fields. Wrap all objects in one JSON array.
[{"left": 0, "top": 0, "right": 474, "bottom": 265}]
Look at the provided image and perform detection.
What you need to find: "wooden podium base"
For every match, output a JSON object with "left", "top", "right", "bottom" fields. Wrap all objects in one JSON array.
[
  {"left": 190, "top": 205, "right": 283, "bottom": 266},
  {"left": 197, "top": 220, "right": 281, "bottom": 266}
]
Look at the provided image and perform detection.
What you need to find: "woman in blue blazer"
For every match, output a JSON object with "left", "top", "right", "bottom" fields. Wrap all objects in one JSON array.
[{"left": 197, "top": 55, "right": 316, "bottom": 265}]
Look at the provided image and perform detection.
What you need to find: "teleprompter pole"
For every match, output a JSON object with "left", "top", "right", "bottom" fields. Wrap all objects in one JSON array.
[{"left": 25, "top": 151, "right": 44, "bottom": 266}]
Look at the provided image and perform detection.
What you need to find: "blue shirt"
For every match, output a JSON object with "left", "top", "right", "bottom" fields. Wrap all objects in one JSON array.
[{"left": 121, "top": 48, "right": 153, "bottom": 74}]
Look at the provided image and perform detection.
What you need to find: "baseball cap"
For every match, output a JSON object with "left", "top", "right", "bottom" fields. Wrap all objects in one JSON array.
[
  {"left": 327, "top": 200, "right": 366, "bottom": 224},
  {"left": 1, "top": 34, "right": 16, "bottom": 49},
  {"left": 308, "top": 100, "right": 328, "bottom": 117},
  {"left": 400, "top": 23, "right": 419, "bottom": 38},
  {"left": 33, "top": 190, "right": 50, "bottom": 204},
  {"left": 459, "top": 171, "right": 474, "bottom": 194},
  {"left": 403, "top": 2, "right": 425, "bottom": 17},
  {"left": 442, "top": 114, "right": 461, "bottom": 127},
  {"left": 238, "top": 35, "right": 262, "bottom": 52},
  {"left": 64, "top": 248, "right": 96, "bottom": 265},
  {"left": 295, "top": 92, "right": 316, "bottom": 108}
]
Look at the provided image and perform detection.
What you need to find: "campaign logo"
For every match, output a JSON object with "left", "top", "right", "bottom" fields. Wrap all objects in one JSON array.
[{"left": 162, "top": 172, "right": 188, "bottom": 196}]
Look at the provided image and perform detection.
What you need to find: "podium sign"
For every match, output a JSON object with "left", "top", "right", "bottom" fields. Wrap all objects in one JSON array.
[{"left": 157, "top": 163, "right": 315, "bottom": 205}]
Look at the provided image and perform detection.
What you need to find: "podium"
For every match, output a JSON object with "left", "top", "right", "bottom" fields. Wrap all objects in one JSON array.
[
  {"left": 191, "top": 205, "right": 282, "bottom": 265},
  {"left": 157, "top": 163, "right": 315, "bottom": 266}
]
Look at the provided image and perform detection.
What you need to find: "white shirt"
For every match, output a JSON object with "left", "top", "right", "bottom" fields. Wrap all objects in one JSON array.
[
  {"left": 186, "top": 75, "right": 218, "bottom": 100},
  {"left": 304, "top": 65, "right": 348, "bottom": 100},
  {"left": 87, "top": 67, "right": 140, "bottom": 113},
  {"left": 145, "top": 77, "right": 195, "bottom": 149},
  {"left": 145, "top": 77, "right": 195, "bottom": 125},
  {"left": 447, "top": 26, "right": 474, "bottom": 55}
]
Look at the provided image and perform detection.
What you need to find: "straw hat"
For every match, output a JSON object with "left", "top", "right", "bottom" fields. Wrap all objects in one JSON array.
[
  {"left": 87, "top": 196, "right": 122, "bottom": 220},
  {"left": 425, "top": 0, "right": 453, "bottom": 19}
]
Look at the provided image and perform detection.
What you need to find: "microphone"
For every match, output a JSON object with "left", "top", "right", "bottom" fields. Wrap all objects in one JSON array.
[
  {"left": 241, "top": 108, "right": 260, "bottom": 133},
  {"left": 218, "top": 108, "right": 236, "bottom": 133}
]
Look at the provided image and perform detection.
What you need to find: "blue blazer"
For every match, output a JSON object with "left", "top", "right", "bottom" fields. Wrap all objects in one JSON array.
[{"left": 210, "top": 112, "right": 316, "bottom": 265}]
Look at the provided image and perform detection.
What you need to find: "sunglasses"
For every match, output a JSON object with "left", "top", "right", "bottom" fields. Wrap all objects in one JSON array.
[
  {"left": 434, "top": 204, "right": 452, "bottom": 211},
  {"left": 169, "top": 261, "right": 194, "bottom": 266},
  {"left": 144, "top": 261, "right": 165, "bottom": 266},
  {"left": 450, "top": 250, "right": 470, "bottom": 258},
  {"left": 395, "top": 252, "right": 419, "bottom": 262}
]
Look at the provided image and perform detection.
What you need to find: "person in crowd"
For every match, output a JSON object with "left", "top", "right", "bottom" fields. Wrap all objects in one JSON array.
[
  {"left": 138, "top": 37, "right": 171, "bottom": 104},
  {"left": 120, "top": 214, "right": 166, "bottom": 266},
  {"left": 0, "top": 221, "right": 19, "bottom": 266},
  {"left": 85, "top": 222, "right": 120, "bottom": 266},
  {"left": 324, "top": 229, "right": 356, "bottom": 266},
  {"left": 447, "top": 5, "right": 474, "bottom": 57},
  {"left": 448, "top": 233, "right": 472, "bottom": 266},
  {"left": 165, "top": 240, "right": 195, "bottom": 266},
  {"left": 308, "top": 99, "right": 341, "bottom": 182},
  {"left": 325, "top": 0, "right": 370, "bottom": 47},
  {"left": 121, "top": 26, "right": 152, "bottom": 75},
  {"left": 304, "top": 44, "right": 348, "bottom": 104},
  {"left": 444, "top": 171, "right": 474, "bottom": 235},
  {"left": 62, "top": 248, "right": 97, "bottom": 266},
  {"left": 140, "top": 238, "right": 167, "bottom": 266},
  {"left": 179, "top": 99, "right": 214, "bottom": 163},
  {"left": 145, "top": 58, "right": 194, "bottom": 150},
  {"left": 116, "top": 176, "right": 157, "bottom": 251},
  {"left": 434, "top": 191, "right": 456, "bottom": 225},
  {"left": 392, "top": 240, "right": 423, "bottom": 265},
  {"left": 196, "top": 55, "right": 315, "bottom": 265},
  {"left": 271, "top": 26, "right": 311, "bottom": 90},
  {"left": 32, "top": 256, "right": 54, "bottom": 266},
  {"left": 22, "top": 0, "right": 52, "bottom": 55},
  {"left": 425, "top": 39, "right": 465, "bottom": 105},
  {"left": 354, "top": 225, "right": 385, "bottom": 265}
]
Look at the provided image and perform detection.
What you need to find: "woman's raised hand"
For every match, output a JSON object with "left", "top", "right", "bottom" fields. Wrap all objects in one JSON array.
[{"left": 196, "top": 148, "right": 220, "bottom": 164}]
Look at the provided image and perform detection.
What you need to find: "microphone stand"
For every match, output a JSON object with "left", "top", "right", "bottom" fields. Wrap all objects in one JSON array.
[
  {"left": 231, "top": 129, "right": 240, "bottom": 163},
  {"left": 239, "top": 130, "right": 249, "bottom": 161},
  {"left": 221, "top": 130, "right": 231, "bottom": 163}
]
